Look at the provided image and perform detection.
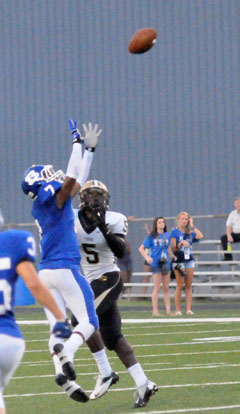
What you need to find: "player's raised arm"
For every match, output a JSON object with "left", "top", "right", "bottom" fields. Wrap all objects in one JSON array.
[
  {"left": 56, "top": 119, "right": 84, "bottom": 207},
  {"left": 70, "top": 122, "right": 102, "bottom": 198}
]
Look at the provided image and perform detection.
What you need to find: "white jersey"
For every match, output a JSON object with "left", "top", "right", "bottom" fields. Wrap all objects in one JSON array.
[{"left": 74, "top": 210, "right": 128, "bottom": 283}]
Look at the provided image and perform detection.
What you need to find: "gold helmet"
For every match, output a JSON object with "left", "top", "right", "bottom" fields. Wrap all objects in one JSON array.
[{"left": 79, "top": 180, "right": 110, "bottom": 212}]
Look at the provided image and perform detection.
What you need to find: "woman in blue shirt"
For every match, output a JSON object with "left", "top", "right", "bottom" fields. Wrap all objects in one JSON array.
[
  {"left": 139, "top": 217, "right": 174, "bottom": 316},
  {"left": 170, "top": 211, "right": 203, "bottom": 316}
]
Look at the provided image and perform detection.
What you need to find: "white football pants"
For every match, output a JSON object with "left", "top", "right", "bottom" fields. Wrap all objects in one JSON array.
[
  {"left": 39, "top": 268, "right": 98, "bottom": 352},
  {"left": 0, "top": 334, "right": 25, "bottom": 409}
]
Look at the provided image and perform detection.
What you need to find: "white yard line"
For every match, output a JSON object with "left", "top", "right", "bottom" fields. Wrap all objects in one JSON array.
[
  {"left": 11, "top": 363, "right": 240, "bottom": 381},
  {"left": 5, "top": 381, "right": 240, "bottom": 398},
  {"left": 122, "top": 405, "right": 240, "bottom": 413},
  {"left": 19, "top": 349, "right": 240, "bottom": 366}
]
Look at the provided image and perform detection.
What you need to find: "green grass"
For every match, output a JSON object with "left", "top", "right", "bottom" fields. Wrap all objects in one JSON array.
[{"left": 4, "top": 302, "right": 240, "bottom": 413}]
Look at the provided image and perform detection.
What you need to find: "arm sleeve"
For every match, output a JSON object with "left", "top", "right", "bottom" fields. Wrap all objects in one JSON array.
[
  {"left": 66, "top": 142, "right": 83, "bottom": 179},
  {"left": 76, "top": 149, "right": 94, "bottom": 186}
]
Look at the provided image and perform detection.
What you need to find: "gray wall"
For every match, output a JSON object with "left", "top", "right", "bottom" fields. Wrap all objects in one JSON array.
[{"left": 0, "top": 0, "right": 239, "bottom": 230}]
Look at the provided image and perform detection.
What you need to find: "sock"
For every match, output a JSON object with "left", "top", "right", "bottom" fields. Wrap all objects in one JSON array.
[
  {"left": 52, "top": 354, "right": 62, "bottom": 375},
  {"left": 92, "top": 349, "right": 112, "bottom": 378},
  {"left": 64, "top": 332, "right": 84, "bottom": 360},
  {"left": 128, "top": 363, "right": 148, "bottom": 387}
]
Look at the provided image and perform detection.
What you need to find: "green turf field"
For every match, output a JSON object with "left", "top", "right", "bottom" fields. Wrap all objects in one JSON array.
[{"left": 4, "top": 300, "right": 240, "bottom": 414}]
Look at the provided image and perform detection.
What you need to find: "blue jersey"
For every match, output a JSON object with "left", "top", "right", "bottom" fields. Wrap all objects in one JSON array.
[
  {"left": 169, "top": 227, "right": 198, "bottom": 262},
  {"left": 32, "top": 181, "right": 81, "bottom": 270},
  {"left": 143, "top": 232, "right": 170, "bottom": 267},
  {"left": 0, "top": 229, "right": 36, "bottom": 338}
]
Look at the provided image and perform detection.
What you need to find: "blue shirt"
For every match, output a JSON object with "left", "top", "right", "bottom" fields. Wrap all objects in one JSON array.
[
  {"left": 0, "top": 229, "right": 36, "bottom": 338},
  {"left": 169, "top": 227, "right": 198, "bottom": 262},
  {"left": 32, "top": 181, "right": 81, "bottom": 270},
  {"left": 143, "top": 232, "right": 170, "bottom": 267}
]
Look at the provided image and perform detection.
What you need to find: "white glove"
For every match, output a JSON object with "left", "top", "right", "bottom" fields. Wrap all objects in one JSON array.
[{"left": 82, "top": 123, "right": 102, "bottom": 149}]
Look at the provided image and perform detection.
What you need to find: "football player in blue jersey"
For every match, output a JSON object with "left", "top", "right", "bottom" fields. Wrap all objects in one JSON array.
[
  {"left": 21, "top": 121, "right": 118, "bottom": 402},
  {"left": 0, "top": 229, "right": 72, "bottom": 414}
]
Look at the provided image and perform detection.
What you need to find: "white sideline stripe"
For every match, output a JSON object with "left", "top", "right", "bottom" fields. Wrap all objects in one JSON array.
[
  {"left": 17, "top": 317, "right": 240, "bottom": 325},
  {"left": 124, "top": 405, "right": 240, "bottom": 413},
  {"left": 5, "top": 381, "right": 240, "bottom": 399}
]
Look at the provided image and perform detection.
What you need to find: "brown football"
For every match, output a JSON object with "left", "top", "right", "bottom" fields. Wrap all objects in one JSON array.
[{"left": 128, "top": 28, "right": 157, "bottom": 54}]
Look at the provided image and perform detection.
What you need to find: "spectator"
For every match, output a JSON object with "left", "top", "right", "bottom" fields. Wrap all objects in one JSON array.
[
  {"left": 170, "top": 212, "right": 203, "bottom": 316},
  {"left": 220, "top": 196, "right": 240, "bottom": 261},
  {"left": 117, "top": 216, "right": 134, "bottom": 293},
  {"left": 141, "top": 223, "right": 151, "bottom": 297},
  {"left": 139, "top": 217, "right": 174, "bottom": 316}
]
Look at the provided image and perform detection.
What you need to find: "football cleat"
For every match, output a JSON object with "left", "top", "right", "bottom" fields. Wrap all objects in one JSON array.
[
  {"left": 55, "top": 373, "right": 89, "bottom": 403},
  {"left": 89, "top": 371, "right": 119, "bottom": 400},
  {"left": 133, "top": 380, "right": 158, "bottom": 408},
  {"left": 53, "top": 343, "right": 76, "bottom": 381}
]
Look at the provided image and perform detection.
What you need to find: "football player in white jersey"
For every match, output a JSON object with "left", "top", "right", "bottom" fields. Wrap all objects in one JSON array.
[
  {"left": 0, "top": 229, "right": 72, "bottom": 414},
  {"left": 21, "top": 121, "right": 117, "bottom": 403},
  {"left": 72, "top": 180, "right": 158, "bottom": 408}
]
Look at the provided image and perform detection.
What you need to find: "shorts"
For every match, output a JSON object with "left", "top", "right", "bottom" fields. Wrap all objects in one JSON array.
[
  {"left": 117, "top": 255, "right": 133, "bottom": 271},
  {"left": 172, "top": 260, "right": 195, "bottom": 270},
  {"left": 151, "top": 262, "right": 170, "bottom": 274}
]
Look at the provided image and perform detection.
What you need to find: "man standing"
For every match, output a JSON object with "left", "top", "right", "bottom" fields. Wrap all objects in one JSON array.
[
  {"left": 72, "top": 180, "right": 158, "bottom": 408},
  {"left": 221, "top": 196, "right": 240, "bottom": 261}
]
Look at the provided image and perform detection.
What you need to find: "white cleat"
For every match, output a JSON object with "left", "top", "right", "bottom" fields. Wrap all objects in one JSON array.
[
  {"left": 90, "top": 371, "right": 119, "bottom": 400},
  {"left": 134, "top": 380, "right": 158, "bottom": 408}
]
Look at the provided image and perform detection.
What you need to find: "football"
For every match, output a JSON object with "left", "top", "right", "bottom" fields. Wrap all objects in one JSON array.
[{"left": 128, "top": 28, "right": 157, "bottom": 54}]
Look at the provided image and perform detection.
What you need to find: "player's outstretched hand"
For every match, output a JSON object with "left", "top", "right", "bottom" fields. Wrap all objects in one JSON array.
[
  {"left": 68, "top": 119, "right": 82, "bottom": 143},
  {"left": 53, "top": 319, "right": 72, "bottom": 338},
  {"left": 82, "top": 122, "right": 102, "bottom": 149}
]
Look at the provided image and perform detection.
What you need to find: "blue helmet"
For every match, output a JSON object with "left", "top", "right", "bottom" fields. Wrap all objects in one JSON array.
[{"left": 22, "top": 164, "right": 65, "bottom": 199}]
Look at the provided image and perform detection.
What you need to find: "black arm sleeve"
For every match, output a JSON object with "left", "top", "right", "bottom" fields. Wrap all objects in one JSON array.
[{"left": 102, "top": 232, "right": 126, "bottom": 258}]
